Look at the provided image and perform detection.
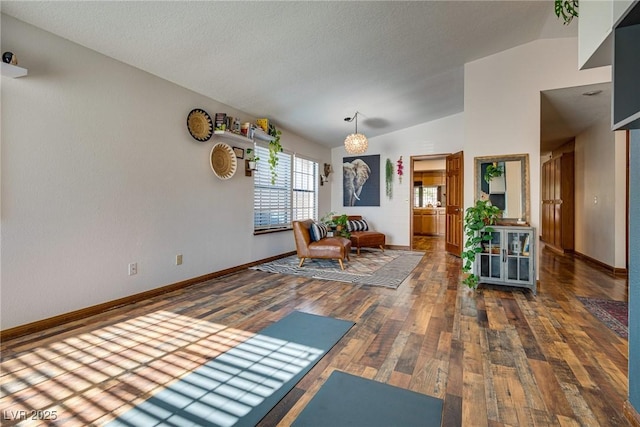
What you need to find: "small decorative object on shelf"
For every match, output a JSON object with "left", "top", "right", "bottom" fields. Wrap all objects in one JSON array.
[
  {"left": 214, "top": 113, "right": 227, "bottom": 131},
  {"left": 257, "top": 118, "right": 269, "bottom": 132},
  {"left": 397, "top": 156, "right": 403, "bottom": 184},
  {"left": 2, "top": 51, "right": 18, "bottom": 65}
]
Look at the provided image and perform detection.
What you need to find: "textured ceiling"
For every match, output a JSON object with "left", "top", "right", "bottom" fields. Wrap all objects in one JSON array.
[
  {"left": 2, "top": 1, "right": 582, "bottom": 148},
  {"left": 541, "top": 82, "right": 612, "bottom": 154}
]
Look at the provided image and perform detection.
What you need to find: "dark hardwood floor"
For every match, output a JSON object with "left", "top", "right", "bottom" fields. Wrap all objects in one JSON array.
[{"left": 0, "top": 236, "right": 629, "bottom": 426}]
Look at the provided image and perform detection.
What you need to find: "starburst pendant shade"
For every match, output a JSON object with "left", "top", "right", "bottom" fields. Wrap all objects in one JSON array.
[{"left": 344, "top": 133, "right": 368, "bottom": 154}]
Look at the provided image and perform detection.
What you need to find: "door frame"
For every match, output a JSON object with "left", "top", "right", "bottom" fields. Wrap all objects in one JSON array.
[{"left": 410, "top": 154, "right": 453, "bottom": 250}]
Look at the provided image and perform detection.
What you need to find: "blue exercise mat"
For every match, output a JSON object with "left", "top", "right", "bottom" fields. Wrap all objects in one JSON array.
[
  {"left": 108, "top": 311, "right": 354, "bottom": 427},
  {"left": 292, "top": 370, "right": 444, "bottom": 427}
]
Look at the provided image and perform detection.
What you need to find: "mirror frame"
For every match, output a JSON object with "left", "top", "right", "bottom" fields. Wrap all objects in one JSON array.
[{"left": 474, "top": 153, "right": 530, "bottom": 224}]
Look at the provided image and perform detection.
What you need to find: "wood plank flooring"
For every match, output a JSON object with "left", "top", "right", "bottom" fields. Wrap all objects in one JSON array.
[{"left": 0, "top": 237, "right": 629, "bottom": 426}]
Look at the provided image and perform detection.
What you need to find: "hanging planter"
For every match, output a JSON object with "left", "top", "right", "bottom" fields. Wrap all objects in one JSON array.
[
  {"left": 268, "top": 123, "right": 283, "bottom": 185},
  {"left": 385, "top": 158, "right": 393, "bottom": 199},
  {"left": 555, "top": 0, "right": 578, "bottom": 25}
]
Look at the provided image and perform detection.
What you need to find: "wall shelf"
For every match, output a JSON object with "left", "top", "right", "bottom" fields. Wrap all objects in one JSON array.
[
  {"left": 253, "top": 128, "right": 275, "bottom": 142},
  {"left": 213, "top": 130, "right": 253, "bottom": 145},
  {"left": 213, "top": 129, "right": 275, "bottom": 145},
  {"left": 1, "top": 62, "right": 28, "bottom": 78}
]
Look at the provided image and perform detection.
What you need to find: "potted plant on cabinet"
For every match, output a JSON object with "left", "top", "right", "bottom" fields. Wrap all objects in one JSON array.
[{"left": 461, "top": 199, "right": 502, "bottom": 289}]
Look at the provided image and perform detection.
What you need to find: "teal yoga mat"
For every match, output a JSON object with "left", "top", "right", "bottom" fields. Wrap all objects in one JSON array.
[
  {"left": 108, "top": 311, "right": 354, "bottom": 427},
  {"left": 293, "top": 370, "right": 444, "bottom": 427}
]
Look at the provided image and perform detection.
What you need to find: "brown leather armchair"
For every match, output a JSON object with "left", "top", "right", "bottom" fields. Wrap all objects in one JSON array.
[
  {"left": 292, "top": 219, "right": 352, "bottom": 270},
  {"left": 346, "top": 215, "right": 386, "bottom": 255}
]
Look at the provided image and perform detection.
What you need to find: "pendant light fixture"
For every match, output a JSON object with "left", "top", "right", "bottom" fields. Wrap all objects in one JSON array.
[{"left": 344, "top": 111, "right": 368, "bottom": 154}]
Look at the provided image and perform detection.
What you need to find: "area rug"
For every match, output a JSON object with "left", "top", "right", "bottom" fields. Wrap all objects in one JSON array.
[
  {"left": 577, "top": 296, "right": 628, "bottom": 338},
  {"left": 108, "top": 311, "right": 354, "bottom": 427},
  {"left": 250, "top": 249, "right": 424, "bottom": 289},
  {"left": 292, "top": 370, "right": 443, "bottom": 427}
]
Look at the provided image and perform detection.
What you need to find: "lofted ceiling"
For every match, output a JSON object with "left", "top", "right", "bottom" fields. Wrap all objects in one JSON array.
[{"left": 2, "top": 1, "right": 589, "bottom": 149}]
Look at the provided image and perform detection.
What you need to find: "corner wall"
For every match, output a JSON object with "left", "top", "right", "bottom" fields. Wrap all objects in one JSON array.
[
  {"left": 574, "top": 115, "right": 627, "bottom": 268},
  {"left": 463, "top": 37, "right": 611, "bottom": 278},
  {"left": 1, "top": 15, "right": 330, "bottom": 329}
]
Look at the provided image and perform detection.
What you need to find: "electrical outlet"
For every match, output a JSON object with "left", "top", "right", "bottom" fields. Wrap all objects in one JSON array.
[
  {"left": 128, "top": 262, "right": 137, "bottom": 276},
  {"left": 176, "top": 254, "right": 183, "bottom": 265}
]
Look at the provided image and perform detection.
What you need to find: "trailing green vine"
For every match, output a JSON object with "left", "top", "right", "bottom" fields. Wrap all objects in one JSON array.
[
  {"left": 268, "top": 123, "right": 283, "bottom": 185},
  {"left": 461, "top": 200, "right": 502, "bottom": 289},
  {"left": 385, "top": 158, "right": 393, "bottom": 199},
  {"left": 555, "top": 0, "right": 578, "bottom": 25}
]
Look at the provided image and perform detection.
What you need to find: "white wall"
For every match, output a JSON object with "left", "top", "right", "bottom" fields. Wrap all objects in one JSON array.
[
  {"left": 579, "top": 0, "right": 636, "bottom": 69},
  {"left": 464, "top": 37, "right": 611, "bottom": 277},
  {"left": 574, "top": 115, "right": 626, "bottom": 267},
  {"left": 329, "top": 113, "right": 464, "bottom": 247},
  {"left": 0, "top": 15, "right": 331, "bottom": 329}
]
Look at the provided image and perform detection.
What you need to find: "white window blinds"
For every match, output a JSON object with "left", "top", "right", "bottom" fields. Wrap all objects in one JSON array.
[{"left": 252, "top": 146, "right": 318, "bottom": 231}]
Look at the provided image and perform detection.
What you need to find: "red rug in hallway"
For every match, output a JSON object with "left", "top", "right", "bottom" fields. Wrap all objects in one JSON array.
[{"left": 577, "top": 296, "right": 628, "bottom": 338}]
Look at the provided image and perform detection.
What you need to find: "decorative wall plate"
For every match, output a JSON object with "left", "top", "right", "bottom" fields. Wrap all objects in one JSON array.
[
  {"left": 210, "top": 143, "right": 237, "bottom": 180},
  {"left": 187, "top": 108, "right": 213, "bottom": 142}
]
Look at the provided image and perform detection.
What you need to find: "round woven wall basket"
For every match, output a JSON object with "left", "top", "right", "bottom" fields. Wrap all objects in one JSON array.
[{"left": 210, "top": 143, "right": 237, "bottom": 180}]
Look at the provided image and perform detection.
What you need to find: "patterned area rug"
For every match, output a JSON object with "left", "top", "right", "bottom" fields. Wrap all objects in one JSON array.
[
  {"left": 577, "top": 296, "right": 628, "bottom": 338},
  {"left": 251, "top": 249, "right": 424, "bottom": 289}
]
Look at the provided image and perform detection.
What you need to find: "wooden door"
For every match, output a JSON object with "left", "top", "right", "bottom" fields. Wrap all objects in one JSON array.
[{"left": 445, "top": 151, "right": 463, "bottom": 256}]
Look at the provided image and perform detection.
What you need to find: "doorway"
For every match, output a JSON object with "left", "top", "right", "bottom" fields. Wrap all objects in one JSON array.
[{"left": 411, "top": 153, "right": 463, "bottom": 254}]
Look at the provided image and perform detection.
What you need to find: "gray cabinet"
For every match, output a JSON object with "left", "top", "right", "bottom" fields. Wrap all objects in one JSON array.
[{"left": 475, "top": 226, "right": 536, "bottom": 294}]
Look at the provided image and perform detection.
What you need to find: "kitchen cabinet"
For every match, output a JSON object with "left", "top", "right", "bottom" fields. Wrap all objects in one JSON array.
[
  {"left": 422, "top": 211, "right": 438, "bottom": 234},
  {"left": 413, "top": 213, "right": 422, "bottom": 234},
  {"left": 475, "top": 226, "right": 536, "bottom": 294},
  {"left": 420, "top": 170, "right": 446, "bottom": 186},
  {"left": 413, "top": 208, "right": 445, "bottom": 235}
]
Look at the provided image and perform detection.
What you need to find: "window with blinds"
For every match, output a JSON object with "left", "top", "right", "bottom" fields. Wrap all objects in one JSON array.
[
  {"left": 292, "top": 156, "right": 318, "bottom": 221},
  {"left": 253, "top": 146, "right": 318, "bottom": 231}
]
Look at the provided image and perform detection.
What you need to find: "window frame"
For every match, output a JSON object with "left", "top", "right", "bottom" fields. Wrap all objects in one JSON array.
[{"left": 252, "top": 144, "right": 319, "bottom": 233}]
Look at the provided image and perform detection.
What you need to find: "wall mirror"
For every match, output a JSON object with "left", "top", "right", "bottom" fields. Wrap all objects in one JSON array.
[{"left": 475, "top": 153, "right": 530, "bottom": 223}]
